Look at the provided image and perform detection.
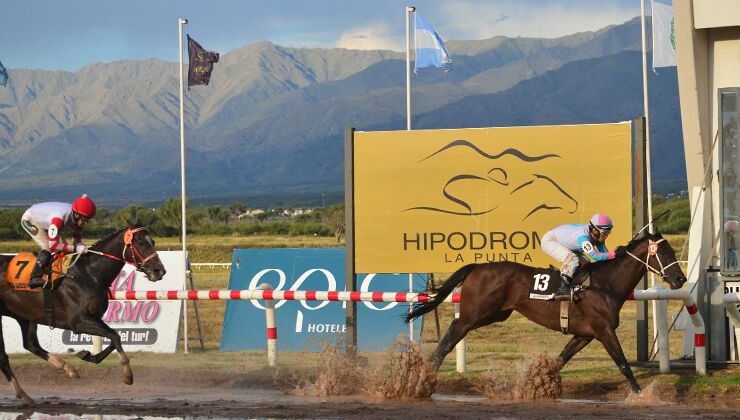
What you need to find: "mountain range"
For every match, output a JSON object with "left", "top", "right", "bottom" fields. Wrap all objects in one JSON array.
[{"left": 0, "top": 17, "right": 684, "bottom": 207}]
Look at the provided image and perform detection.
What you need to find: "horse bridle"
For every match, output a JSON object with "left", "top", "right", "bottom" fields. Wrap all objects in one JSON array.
[
  {"left": 625, "top": 238, "right": 680, "bottom": 280},
  {"left": 87, "top": 227, "right": 159, "bottom": 270}
]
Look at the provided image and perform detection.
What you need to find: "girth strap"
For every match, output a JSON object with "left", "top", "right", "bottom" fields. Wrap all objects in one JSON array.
[
  {"left": 560, "top": 301, "right": 569, "bottom": 334},
  {"left": 43, "top": 288, "right": 55, "bottom": 329}
]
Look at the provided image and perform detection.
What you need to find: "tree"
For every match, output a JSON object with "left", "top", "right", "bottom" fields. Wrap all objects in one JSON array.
[
  {"left": 321, "top": 204, "right": 345, "bottom": 243},
  {"left": 158, "top": 198, "right": 183, "bottom": 236}
]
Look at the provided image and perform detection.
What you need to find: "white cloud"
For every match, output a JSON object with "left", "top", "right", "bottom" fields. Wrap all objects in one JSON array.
[
  {"left": 335, "top": 23, "right": 404, "bottom": 51},
  {"left": 436, "top": 1, "right": 637, "bottom": 41}
]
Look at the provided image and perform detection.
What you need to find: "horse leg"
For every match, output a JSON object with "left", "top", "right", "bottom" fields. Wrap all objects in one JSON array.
[
  {"left": 557, "top": 336, "right": 593, "bottom": 366},
  {"left": 18, "top": 320, "right": 79, "bottom": 378},
  {"left": 595, "top": 328, "right": 641, "bottom": 394},
  {"left": 0, "top": 322, "right": 33, "bottom": 404},
  {"left": 72, "top": 316, "right": 133, "bottom": 385},
  {"left": 430, "top": 309, "right": 513, "bottom": 370}
]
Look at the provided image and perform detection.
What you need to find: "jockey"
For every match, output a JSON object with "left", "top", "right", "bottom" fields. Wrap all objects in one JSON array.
[
  {"left": 541, "top": 213, "right": 616, "bottom": 300},
  {"left": 20, "top": 194, "right": 96, "bottom": 288}
]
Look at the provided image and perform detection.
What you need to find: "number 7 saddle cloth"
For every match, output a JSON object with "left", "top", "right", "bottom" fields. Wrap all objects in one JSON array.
[{"left": 5, "top": 253, "right": 72, "bottom": 291}]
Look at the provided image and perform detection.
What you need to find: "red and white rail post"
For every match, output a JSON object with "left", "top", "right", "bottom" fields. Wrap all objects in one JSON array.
[
  {"left": 628, "top": 287, "right": 706, "bottom": 375},
  {"left": 454, "top": 287, "right": 465, "bottom": 373},
  {"left": 257, "top": 283, "right": 277, "bottom": 367}
]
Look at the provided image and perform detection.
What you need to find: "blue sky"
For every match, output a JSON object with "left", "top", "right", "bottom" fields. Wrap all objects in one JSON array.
[{"left": 1, "top": 0, "right": 642, "bottom": 71}]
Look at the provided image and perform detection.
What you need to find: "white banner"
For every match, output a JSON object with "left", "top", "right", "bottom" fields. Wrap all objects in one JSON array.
[
  {"left": 3, "top": 251, "right": 184, "bottom": 354},
  {"left": 652, "top": 1, "right": 676, "bottom": 68}
]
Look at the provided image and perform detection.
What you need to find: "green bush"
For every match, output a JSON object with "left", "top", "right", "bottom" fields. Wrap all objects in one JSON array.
[{"left": 653, "top": 196, "right": 690, "bottom": 234}]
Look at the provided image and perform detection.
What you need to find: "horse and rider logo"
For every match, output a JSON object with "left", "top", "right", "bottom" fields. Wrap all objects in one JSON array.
[{"left": 403, "top": 139, "right": 579, "bottom": 220}]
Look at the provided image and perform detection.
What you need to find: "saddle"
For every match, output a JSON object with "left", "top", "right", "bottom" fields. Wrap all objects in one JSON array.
[{"left": 5, "top": 253, "right": 72, "bottom": 291}]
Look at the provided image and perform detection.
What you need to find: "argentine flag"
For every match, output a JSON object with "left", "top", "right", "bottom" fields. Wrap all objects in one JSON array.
[{"left": 414, "top": 14, "right": 452, "bottom": 72}]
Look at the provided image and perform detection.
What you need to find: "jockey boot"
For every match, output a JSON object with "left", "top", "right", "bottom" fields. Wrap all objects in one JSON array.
[
  {"left": 553, "top": 274, "right": 572, "bottom": 301},
  {"left": 28, "top": 250, "right": 51, "bottom": 289}
]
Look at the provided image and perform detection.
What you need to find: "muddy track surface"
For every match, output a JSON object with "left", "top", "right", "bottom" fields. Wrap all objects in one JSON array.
[{"left": 0, "top": 365, "right": 735, "bottom": 419}]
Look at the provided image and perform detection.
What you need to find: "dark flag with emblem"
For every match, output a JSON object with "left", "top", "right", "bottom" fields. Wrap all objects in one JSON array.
[
  {"left": 187, "top": 35, "right": 219, "bottom": 87},
  {"left": 0, "top": 60, "right": 8, "bottom": 87}
]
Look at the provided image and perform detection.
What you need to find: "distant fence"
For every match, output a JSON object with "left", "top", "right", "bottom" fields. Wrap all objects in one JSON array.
[{"left": 190, "top": 263, "right": 231, "bottom": 270}]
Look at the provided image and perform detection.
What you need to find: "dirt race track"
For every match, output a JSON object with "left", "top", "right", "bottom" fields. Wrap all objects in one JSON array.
[{"left": 0, "top": 365, "right": 736, "bottom": 419}]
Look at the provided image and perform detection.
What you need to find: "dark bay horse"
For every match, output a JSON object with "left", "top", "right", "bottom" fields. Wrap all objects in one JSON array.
[
  {"left": 0, "top": 226, "right": 165, "bottom": 403},
  {"left": 406, "top": 231, "right": 686, "bottom": 394}
]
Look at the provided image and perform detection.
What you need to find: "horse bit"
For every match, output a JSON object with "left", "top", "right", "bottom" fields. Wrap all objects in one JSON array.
[{"left": 625, "top": 238, "right": 679, "bottom": 280}]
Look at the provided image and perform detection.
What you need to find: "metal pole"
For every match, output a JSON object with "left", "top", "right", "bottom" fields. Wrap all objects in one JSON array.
[
  {"left": 640, "top": 0, "right": 658, "bottom": 343},
  {"left": 178, "top": 17, "right": 189, "bottom": 354},
  {"left": 409, "top": 274, "right": 414, "bottom": 342},
  {"left": 344, "top": 127, "right": 357, "bottom": 352},
  {"left": 406, "top": 6, "right": 415, "bottom": 130}
]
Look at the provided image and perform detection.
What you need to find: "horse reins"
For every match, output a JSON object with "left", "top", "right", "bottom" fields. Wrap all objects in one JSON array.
[
  {"left": 86, "top": 227, "right": 158, "bottom": 270},
  {"left": 625, "top": 238, "right": 680, "bottom": 280}
]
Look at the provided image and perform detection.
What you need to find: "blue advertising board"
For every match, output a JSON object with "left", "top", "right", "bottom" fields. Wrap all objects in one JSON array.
[{"left": 221, "top": 248, "right": 426, "bottom": 351}]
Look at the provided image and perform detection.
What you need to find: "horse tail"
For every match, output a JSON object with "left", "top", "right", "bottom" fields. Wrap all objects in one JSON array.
[{"left": 404, "top": 263, "right": 477, "bottom": 323}]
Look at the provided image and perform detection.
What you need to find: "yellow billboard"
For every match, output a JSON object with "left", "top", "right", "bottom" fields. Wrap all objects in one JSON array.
[{"left": 353, "top": 122, "right": 633, "bottom": 273}]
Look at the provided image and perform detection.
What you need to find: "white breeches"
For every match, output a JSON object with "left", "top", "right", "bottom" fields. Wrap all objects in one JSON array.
[
  {"left": 20, "top": 211, "right": 49, "bottom": 251},
  {"left": 541, "top": 231, "right": 579, "bottom": 277}
]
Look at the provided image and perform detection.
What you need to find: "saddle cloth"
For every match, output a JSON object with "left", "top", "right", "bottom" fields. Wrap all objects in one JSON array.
[
  {"left": 529, "top": 266, "right": 591, "bottom": 301},
  {"left": 5, "top": 253, "right": 72, "bottom": 291},
  {"left": 528, "top": 268, "right": 562, "bottom": 300}
]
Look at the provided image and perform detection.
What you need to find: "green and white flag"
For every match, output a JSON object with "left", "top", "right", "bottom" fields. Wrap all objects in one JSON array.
[{"left": 652, "top": 1, "right": 676, "bottom": 68}]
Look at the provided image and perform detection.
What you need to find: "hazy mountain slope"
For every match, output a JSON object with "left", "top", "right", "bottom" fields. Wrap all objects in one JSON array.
[{"left": 0, "top": 18, "right": 683, "bottom": 205}]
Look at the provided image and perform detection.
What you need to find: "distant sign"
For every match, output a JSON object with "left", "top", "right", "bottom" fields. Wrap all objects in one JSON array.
[
  {"left": 221, "top": 248, "right": 425, "bottom": 351},
  {"left": 4, "top": 251, "right": 184, "bottom": 354}
]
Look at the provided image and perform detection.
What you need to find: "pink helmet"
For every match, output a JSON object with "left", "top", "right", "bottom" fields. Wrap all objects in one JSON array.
[
  {"left": 589, "top": 213, "right": 613, "bottom": 232},
  {"left": 725, "top": 220, "right": 739, "bottom": 232},
  {"left": 72, "top": 194, "right": 96, "bottom": 218}
]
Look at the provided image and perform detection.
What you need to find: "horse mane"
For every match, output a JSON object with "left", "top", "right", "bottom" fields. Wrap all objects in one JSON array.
[
  {"left": 625, "top": 229, "right": 662, "bottom": 250},
  {"left": 584, "top": 230, "right": 662, "bottom": 270},
  {"left": 90, "top": 224, "right": 143, "bottom": 249}
]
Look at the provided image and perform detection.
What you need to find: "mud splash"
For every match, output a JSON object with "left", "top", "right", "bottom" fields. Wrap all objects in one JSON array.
[
  {"left": 475, "top": 353, "right": 563, "bottom": 400},
  {"left": 364, "top": 340, "right": 437, "bottom": 399},
  {"left": 277, "top": 339, "right": 437, "bottom": 399},
  {"left": 625, "top": 380, "right": 672, "bottom": 405},
  {"left": 280, "top": 340, "right": 366, "bottom": 396}
]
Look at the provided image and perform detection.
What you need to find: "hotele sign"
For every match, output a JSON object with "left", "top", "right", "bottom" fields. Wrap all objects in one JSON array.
[
  {"left": 221, "top": 248, "right": 425, "bottom": 351},
  {"left": 3, "top": 251, "right": 184, "bottom": 354}
]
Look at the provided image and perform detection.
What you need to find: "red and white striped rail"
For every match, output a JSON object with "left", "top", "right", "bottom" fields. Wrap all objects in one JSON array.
[
  {"left": 109, "top": 289, "right": 461, "bottom": 303},
  {"left": 725, "top": 292, "right": 740, "bottom": 329},
  {"left": 628, "top": 287, "right": 706, "bottom": 375},
  {"left": 110, "top": 287, "right": 707, "bottom": 375},
  {"left": 108, "top": 288, "right": 461, "bottom": 369}
]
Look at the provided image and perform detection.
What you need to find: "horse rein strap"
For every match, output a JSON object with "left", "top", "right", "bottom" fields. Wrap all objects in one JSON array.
[
  {"left": 625, "top": 238, "right": 680, "bottom": 279},
  {"left": 86, "top": 227, "right": 158, "bottom": 269}
]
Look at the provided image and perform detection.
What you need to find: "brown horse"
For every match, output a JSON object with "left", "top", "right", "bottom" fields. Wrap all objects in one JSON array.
[
  {"left": 405, "top": 231, "right": 686, "bottom": 394},
  {"left": 0, "top": 226, "right": 165, "bottom": 403}
]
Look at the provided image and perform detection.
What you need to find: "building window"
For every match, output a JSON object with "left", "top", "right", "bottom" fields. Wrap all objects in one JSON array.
[{"left": 720, "top": 88, "right": 740, "bottom": 275}]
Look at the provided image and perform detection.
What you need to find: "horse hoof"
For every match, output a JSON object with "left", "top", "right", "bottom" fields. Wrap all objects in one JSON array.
[
  {"left": 123, "top": 375, "right": 133, "bottom": 385},
  {"left": 65, "top": 365, "right": 80, "bottom": 378},
  {"left": 20, "top": 394, "right": 34, "bottom": 405},
  {"left": 76, "top": 350, "right": 91, "bottom": 361}
]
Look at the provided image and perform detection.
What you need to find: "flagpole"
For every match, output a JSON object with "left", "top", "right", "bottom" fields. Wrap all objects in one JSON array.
[
  {"left": 178, "top": 17, "right": 189, "bottom": 354},
  {"left": 406, "top": 6, "right": 415, "bottom": 131},
  {"left": 640, "top": 0, "right": 658, "bottom": 343}
]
